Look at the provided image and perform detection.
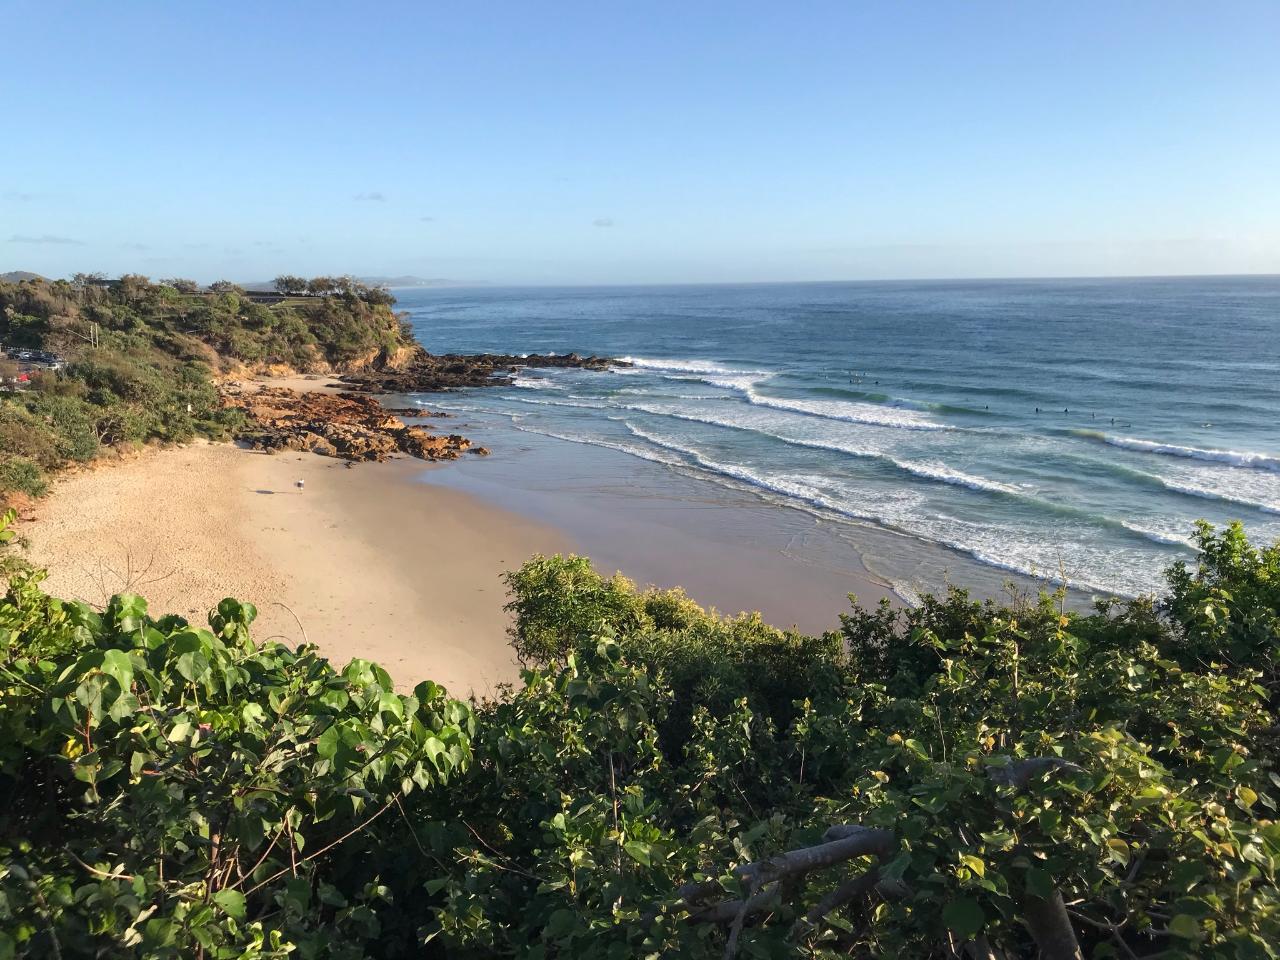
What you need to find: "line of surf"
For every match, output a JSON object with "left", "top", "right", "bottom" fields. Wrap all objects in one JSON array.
[
  {"left": 1072, "top": 429, "right": 1280, "bottom": 473},
  {"left": 615, "top": 356, "right": 951, "bottom": 432},
  {"left": 624, "top": 402, "right": 1020, "bottom": 495},
  {"left": 619, "top": 422, "right": 1132, "bottom": 595}
]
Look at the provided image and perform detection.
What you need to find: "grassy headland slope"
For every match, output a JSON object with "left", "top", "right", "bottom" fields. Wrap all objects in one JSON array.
[{"left": 0, "top": 274, "right": 412, "bottom": 500}]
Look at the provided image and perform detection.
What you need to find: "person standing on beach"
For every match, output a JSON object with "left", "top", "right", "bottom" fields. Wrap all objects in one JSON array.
[{"left": 296, "top": 479, "right": 305, "bottom": 492}]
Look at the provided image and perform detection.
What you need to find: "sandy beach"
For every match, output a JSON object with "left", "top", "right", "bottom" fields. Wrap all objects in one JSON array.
[
  {"left": 19, "top": 370, "right": 905, "bottom": 695},
  {"left": 22, "top": 440, "right": 567, "bottom": 697}
]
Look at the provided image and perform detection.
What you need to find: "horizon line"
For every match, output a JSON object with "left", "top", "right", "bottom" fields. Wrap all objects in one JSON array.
[{"left": 383, "top": 270, "right": 1280, "bottom": 290}]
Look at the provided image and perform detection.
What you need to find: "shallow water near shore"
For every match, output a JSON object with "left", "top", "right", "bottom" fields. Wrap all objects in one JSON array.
[{"left": 398, "top": 276, "right": 1280, "bottom": 603}]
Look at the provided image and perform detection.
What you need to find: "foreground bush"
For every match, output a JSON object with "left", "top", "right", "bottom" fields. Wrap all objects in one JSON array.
[
  {"left": 0, "top": 563, "right": 474, "bottom": 958},
  {"left": 450, "top": 526, "right": 1279, "bottom": 958},
  {"left": 1, "top": 522, "right": 1277, "bottom": 957}
]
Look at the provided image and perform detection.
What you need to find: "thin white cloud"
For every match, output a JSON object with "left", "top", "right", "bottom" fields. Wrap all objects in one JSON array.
[
  {"left": 9, "top": 233, "right": 84, "bottom": 245},
  {"left": 592, "top": 217, "right": 615, "bottom": 228},
  {"left": 354, "top": 191, "right": 387, "bottom": 202}
]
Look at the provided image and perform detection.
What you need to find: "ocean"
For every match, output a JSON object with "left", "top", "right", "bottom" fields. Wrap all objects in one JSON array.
[{"left": 394, "top": 276, "right": 1280, "bottom": 602}]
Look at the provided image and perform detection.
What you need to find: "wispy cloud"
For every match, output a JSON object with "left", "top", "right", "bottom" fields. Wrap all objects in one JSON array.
[
  {"left": 9, "top": 233, "right": 84, "bottom": 245},
  {"left": 3, "top": 191, "right": 36, "bottom": 202},
  {"left": 592, "top": 217, "right": 615, "bottom": 228},
  {"left": 354, "top": 191, "right": 387, "bottom": 202},
  {"left": 119, "top": 242, "right": 150, "bottom": 251},
  {"left": 420, "top": 215, "right": 435, "bottom": 222}
]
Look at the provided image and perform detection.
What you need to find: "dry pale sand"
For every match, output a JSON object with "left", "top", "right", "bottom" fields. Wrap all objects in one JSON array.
[{"left": 22, "top": 441, "right": 568, "bottom": 697}]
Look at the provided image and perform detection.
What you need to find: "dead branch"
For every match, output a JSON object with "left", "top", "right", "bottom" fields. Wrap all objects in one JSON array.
[{"left": 1022, "top": 889, "right": 1084, "bottom": 960}]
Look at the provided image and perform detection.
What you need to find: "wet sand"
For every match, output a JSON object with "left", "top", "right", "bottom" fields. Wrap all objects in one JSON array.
[{"left": 418, "top": 425, "right": 901, "bottom": 634}]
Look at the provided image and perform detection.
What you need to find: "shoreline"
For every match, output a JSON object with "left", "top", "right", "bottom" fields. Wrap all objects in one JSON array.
[{"left": 20, "top": 419, "right": 907, "bottom": 694}]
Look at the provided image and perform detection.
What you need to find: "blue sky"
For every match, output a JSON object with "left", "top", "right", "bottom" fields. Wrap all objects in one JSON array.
[{"left": 3, "top": 1, "right": 1278, "bottom": 284}]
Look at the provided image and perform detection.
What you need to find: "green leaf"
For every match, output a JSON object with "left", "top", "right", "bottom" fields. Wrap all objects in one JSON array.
[
  {"left": 958, "top": 854, "right": 985, "bottom": 878},
  {"left": 378, "top": 690, "right": 405, "bottom": 720},
  {"left": 942, "top": 898, "right": 985, "bottom": 940},
  {"left": 623, "top": 840, "right": 652, "bottom": 866},
  {"left": 1106, "top": 837, "right": 1130, "bottom": 866},
  {"left": 317, "top": 725, "right": 340, "bottom": 759},
  {"left": 212, "top": 889, "right": 246, "bottom": 920},
  {"left": 100, "top": 648, "right": 135, "bottom": 688},
  {"left": 1168, "top": 914, "right": 1201, "bottom": 939}
]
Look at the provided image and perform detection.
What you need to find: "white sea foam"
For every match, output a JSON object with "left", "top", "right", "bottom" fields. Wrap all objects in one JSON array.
[
  {"left": 613, "top": 357, "right": 948, "bottom": 431},
  {"left": 510, "top": 374, "right": 556, "bottom": 390},
  {"left": 620, "top": 423, "right": 1137, "bottom": 595},
  {"left": 698, "top": 373, "right": 947, "bottom": 431},
  {"left": 624, "top": 402, "right": 1016, "bottom": 495},
  {"left": 1102, "top": 434, "right": 1280, "bottom": 473},
  {"left": 507, "top": 395, "right": 612, "bottom": 411},
  {"left": 617, "top": 356, "right": 762, "bottom": 375},
  {"left": 1119, "top": 521, "right": 1198, "bottom": 549},
  {"left": 1149, "top": 474, "right": 1280, "bottom": 514},
  {"left": 889, "top": 459, "right": 1022, "bottom": 495},
  {"left": 749, "top": 392, "right": 949, "bottom": 431},
  {"left": 623, "top": 423, "right": 873, "bottom": 520}
]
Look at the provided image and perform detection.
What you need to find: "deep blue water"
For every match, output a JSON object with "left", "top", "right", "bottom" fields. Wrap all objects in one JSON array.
[{"left": 396, "top": 277, "right": 1280, "bottom": 598}]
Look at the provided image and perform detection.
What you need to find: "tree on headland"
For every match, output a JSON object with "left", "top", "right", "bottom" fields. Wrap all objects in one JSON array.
[
  {"left": 307, "top": 276, "right": 335, "bottom": 297},
  {"left": 159, "top": 277, "right": 200, "bottom": 294},
  {"left": 114, "top": 273, "right": 152, "bottom": 302},
  {"left": 70, "top": 271, "right": 107, "bottom": 289},
  {"left": 273, "top": 274, "right": 308, "bottom": 295},
  {"left": 208, "top": 279, "right": 245, "bottom": 295}
]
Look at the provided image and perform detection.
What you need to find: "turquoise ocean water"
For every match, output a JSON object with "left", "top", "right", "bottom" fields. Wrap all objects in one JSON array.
[{"left": 395, "top": 277, "right": 1280, "bottom": 599}]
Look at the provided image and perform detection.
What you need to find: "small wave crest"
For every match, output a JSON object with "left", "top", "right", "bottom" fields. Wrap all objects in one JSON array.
[
  {"left": 511, "top": 374, "right": 556, "bottom": 390},
  {"left": 616, "top": 356, "right": 762, "bottom": 375},
  {"left": 890, "top": 459, "right": 1022, "bottom": 495},
  {"left": 1119, "top": 521, "right": 1198, "bottom": 550},
  {"left": 701, "top": 374, "right": 949, "bottom": 432},
  {"left": 613, "top": 357, "right": 949, "bottom": 431},
  {"left": 624, "top": 402, "right": 1019, "bottom": 495},
  {"left": 1074, "top": 430, "right": 1280, "bottom": 473}
]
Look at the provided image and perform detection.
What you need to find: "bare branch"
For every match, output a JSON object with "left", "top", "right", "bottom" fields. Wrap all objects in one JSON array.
[
  {"left": 690, "top": 882, "right": 781, "bottom": 924},
  {"left": 1023, "top": 890, "right": 1084, "bottom": 960},
  {"left": 684, "top": 823, "right": 898, "bottom": 949}
]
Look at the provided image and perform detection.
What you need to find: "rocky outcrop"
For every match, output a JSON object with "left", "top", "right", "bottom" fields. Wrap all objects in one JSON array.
[
  {"left": 338, "top": 348, "right": 625, "bottom": 393},
  {"left": 221, "top": 387, "right": 474, "bottom": 463},
  {"left": 219, "top": 349, "right": 622, "bottom": 465}
]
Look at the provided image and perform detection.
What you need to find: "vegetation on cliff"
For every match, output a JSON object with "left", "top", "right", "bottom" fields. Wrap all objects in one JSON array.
[
  {"left": 0, "top": 274, "right": 412, "bottom": 500},
  {"left": 1, "top": 519, "right": 1276, "bottom": 958}
]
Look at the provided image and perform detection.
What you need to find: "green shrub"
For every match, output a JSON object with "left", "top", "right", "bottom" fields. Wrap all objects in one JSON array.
[
  {"left": 502, "top": 554, "right": 647, "bottom": 665},
  {"left": 0, "top": 274, "right": 412, "bottom": 494},
  {"left": 0, "top": 455, "right": 48, "bottom": 498},
  {"left": 1, "top": 526, "right": 1278, "bottom": 957},
  {"left": 0, "top": 581, "right": 474, "bottom": 959}
]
